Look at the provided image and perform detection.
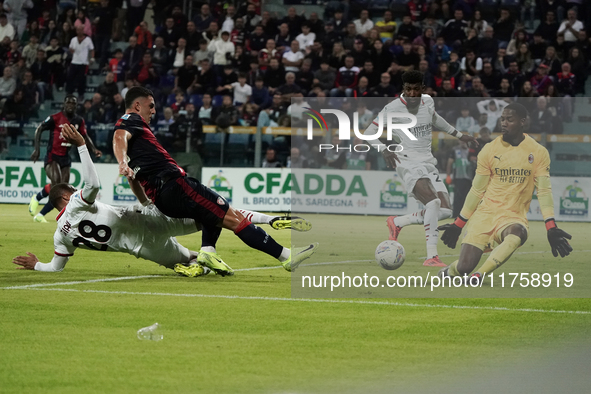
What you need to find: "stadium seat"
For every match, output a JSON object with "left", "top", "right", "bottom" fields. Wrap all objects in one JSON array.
[
  {"left": 226, "top": 133, "right": 251, "bottom": 165},
  {"left": 212, "top": 95, "right": 224, "bottom": 107},
  {"left": 190, "top": 94, "right": 204, "bottom": 107},
  {"left": 166, "top": 93, "right": 177, "bottom": 107}
]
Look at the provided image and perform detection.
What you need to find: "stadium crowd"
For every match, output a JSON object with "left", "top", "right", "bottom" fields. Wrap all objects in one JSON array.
[{"left": 0, "top": 0, "right": 589, "bottom": 167}]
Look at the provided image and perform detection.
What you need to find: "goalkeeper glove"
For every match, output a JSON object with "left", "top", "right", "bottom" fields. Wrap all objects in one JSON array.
[
  {"left": 438, "top": 216, "right": 467, "bottom": 249},
  {"left": 546, "top": 219, "right": 572, "bottom": 258}
]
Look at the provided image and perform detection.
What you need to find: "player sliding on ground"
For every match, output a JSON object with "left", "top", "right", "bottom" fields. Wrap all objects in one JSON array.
[
  {"left": 363, "top": 70, "right": 478, "bottom": 267},
  {"left": 29, "top": 95, "right": 102, "bottom": 222},
  {"left": 13, "top": 124, "right": 312, "bottom": 275},
  {"left": 438, "top": 103, "right": 572, "bottom": 282},
  {"left": 113, "top": 87, "right": 317, "bottom": 276}
]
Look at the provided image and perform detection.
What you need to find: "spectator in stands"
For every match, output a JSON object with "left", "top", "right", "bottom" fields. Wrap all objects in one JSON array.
[
  {"left": 227, "top": 72, "right": 251, "bottom": 106},
  {"left": 158, "top": 107, "right": 175, "bottom": 126},
  {"left": 276, "top": 72, "right": 302, "bottom": 103},
  {"left": 106, "top": 48, "right": 124, "bottom": 83},
  {"left": 97, "top": 71, "right": 118, "bottom": 106},
  {"left": 1, "top": 87, "right": 27, "bottom": 120},
  {"left": 288, "top": 147, "right": 308, "bottom": 168},
  {"left": 216, "top": 64, "right": 238, "bottom": 96},
  {"left": 208, "top": 31, "right": 235, "bottom": 75},
  {"left": 342, "top": 22, "right": 358, "bottom": 51},
  {"left": 120, "top": 78, "right": 136, "bottom": 99},
  {"left": 172, "top": 37, "right": 187, "bottom": 69},
  {"left": 468, "top": 113, "right": 488, "bottom": 136},
  {"left": 535, "top": 10, "right": 559, "bottom": 43},
  {"left": 170, "top": 91, "right": 186, "bottom": 114},
  {"left": 274, "top": 22, "right": 291, "bottom": 52},
  {"left": 478, "top": 26, "right": 498, "bottom": 61},
  {"left": 193, "top": 4, "right": 213, "bottom": 33},
  {"left": 567, "top": 46, "right": 587, "bottom": 94},
  {"left": 230, "top": 17, "right": 247, "bottom": 47},
  {"left": 5, "top": 39, "right": 20, "bottom": 65},
  {"left": 556, "top": 62, "right": 576, "bottom": 97},
  {"left": 258, "top": 38, "right": 279, "bottom": 71},
  {"left": 463, "top": 27, "right": 479, "bottom": 55},
  {"left": 45, "top": 37, "right": 65, "bottom": 90},
  {"left": 530, "top": 96, "right": 554, "bottom": 134},
  {"left": 357, "top": 60, "right": 379, "bottom": 89},
  {"left": 375, "top": 10, "right": 395, "bottom": 43},
  {"left": 193, "top": 39, "right": 211, "bottom": 66},
  {"left": 397, "top": 14, "right": 420, "bottom": 41},
  {"left": 296, "top": 23, "right": 316, "bottom": 52},
  {"left": 307, "top": 12, "right": 324, "bottom": 38},
  {"left": 441, "top": 9, "right": 467, "bottom": 47},
  {"left": 74, "top": 9, "right": 91, "bottom": 38},
  {"left": 3, "top": 0, "right": 30, "bottom": 40},
  {"left": 370, "top": 72, "right": 396, "bottom": 97},
  {"left": 313, "top": 60, "right": 336, "bottom": 93},
  {"left": 251, "top": 76, "right": 270, "bottom": 110},
  {"left": 194, "top": 93, "right": 214, "bottom": 126},
  {"left": 519, "top": 80, "right": 539, "bottom": 113},
  {"left": 322, "top": 21, "right": 341, "bottom": 53},
  {"left": 460, "top": 49, "right": 482, "bottom": 85},
  {"left": 397, "top": 40, "right": 419, "bottom": 71},
  {"left": 175, "top": 55, "right": 198, "bottom": 93},
  {"left": 575, "top": 30, "right": 589, "bottom": 53},
  {"left": 203, "top": 20, "right": 221, "bottom": 42},
  {"left": 92, "top": 0, "right": 116, "bottom": 68},
  {"left": 160, "top": 17, "right": 182, "bottom": 49},
  {"left": 257, "top": 92, "right": 287, "bottom": 127},
  {"left": 132, "top": 52, "right": 159, "bottom": 87},
  {"left": 134, "top": 21, "right": 153, "bottom": 50},
  {"left": 122, "top": 35, "right": 144, "bottom": 76},
  {"left": 531, "top": 33, "right": 548, "bottom": 61},
  {"left": 239, "top": 102, "right": 258, "bottom": 126},
  {"left": 214, "top": 94, "right": 239, "bottom": 130},
  {"left": 0, "top": 65, "right": 16, "bottom": 99},
  {"left": 263, "top": 57, "right": 285, "bottom": 93},
  {"left": 30, "top": 49, "right": 50, "bottom": 102},
  {"left": 246, "top": 59, "right": 262, "bottom": 85},
  {"left": 229, "top": 44, "right": 249, "bottom": 72},
  {"left": 305, "top": 40, "right": 326, "bottom": 71},
  {"left": 281, "top": 40, "right": 304, "bottom": 72},
  {"left": 152, "top": 37, "right": 170, "bottom": 75},
  {"left": 246, "top": 24, "right": 266, "bottom": 57},
  {"left": 507, "top": 29, "right": 528, "bottom": 56},
  {"left": 413, "top": 27, "right": 435, "bottom": 54},
  {"left": 515, "top": 43, "right": 535, "bottom": 75},
  {"left": 352, "top": 9, "right": 372, "bottom": 38},
  {"left": 220, "top": 5, "right": 236, "bottom": 34},
  {"left": 495, "top": 77, "right": 514, "bottom": 97},
  {"left": 350, "top": 38, "right": 369, "bottom": 67},
  {"left": 504, "top": 60, "right": 526, "bottom": 94},
  {"left": 480, "top": 61, "right": 500, "bottom": 93},
  {"left": 281, "top": 7, "right": 303, "bottom": 38},
  {"left": 22, "top": 34, "right": 39, "bottom": 68},
  {"left": 331, "top": 55, "right": 358, "bottom": 97},
  {"left": 262, "top": 147, "right": 283, "bottom": 168},
  {"left": 530, "top": 64, "right": 554, "bottom": 95},
  {"left": 184, "top": 21, "right": 201, "bottom": 53},
  {"left": 170, "top": 6, "right": 188, "bottom": 31},
  {"left": 559, "top": 9, "right": 584, "bottom": 43},
  {"left": 86, "top": 92, "right": 105, "bottom": 123},
  {"left": 194, "top": 58, "right": 216, "bottom": 95},
  {"left": 328, "top": 41, "right": 347, "bottom": 69},
  {"left": 541, "top": 45, "right": 561, "bottom": 75},
  {"left": 41, "top": 19, "right": 58, "bottom": 48},
  {"left": 446, "top": 140, "right": 472, "bottom": 217},
  {"left": 455, "top": 108, "right": 476, "bottom": 134},
  {"left": 127, "top": 0, "right": 148, "bottom": 37},
  {"left": 66, "top": 25, "right": 94, "bottom": 98},
  {"left": 477, "top": 99, "right": 507, "bottom": 131},
  {"left": 464, "top": 77, "right": 488, "bottom": 98},
  {"left": 108, "top": 92, "right": 125, "bottom": 122},
  {"left": 295, "top": 59, "right": 314, "bottom": 94},
  {"left": 494, "top": 8, "right": 515, "bottom": 46},
  {"left": 353, "top": 75, "right": 370, "bottom": 98},
  {"left": 330, "top": 9, "right": 346, "bottom": 34},
  {"left": 0, "top": 13, "right": 15, "bottom": 42},
  {"left": 57, "top": 21, "right": 74, "bottom": 49}
]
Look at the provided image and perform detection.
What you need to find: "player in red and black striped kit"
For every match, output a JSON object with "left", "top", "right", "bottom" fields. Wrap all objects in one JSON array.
[
  {"left": 29, "top": 95, "right": 102, "bottom": 222},
  {"left": 113, "top": 87, "right": 317, "bottom": 276}
]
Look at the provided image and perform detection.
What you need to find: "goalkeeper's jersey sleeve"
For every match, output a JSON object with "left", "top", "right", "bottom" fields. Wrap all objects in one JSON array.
[{"left": 476, "top": 134, "right": 551, "bottom": 220}]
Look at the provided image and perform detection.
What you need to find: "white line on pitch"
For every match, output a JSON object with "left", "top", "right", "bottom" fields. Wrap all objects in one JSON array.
[
  {"left": 9, "top": 287, "right": 591, "bottom": 315},
  {"left": 1, "top": 275, "right": 162, "bottom": 289}
]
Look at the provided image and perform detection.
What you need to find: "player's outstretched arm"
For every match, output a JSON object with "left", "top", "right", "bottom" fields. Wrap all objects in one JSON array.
[
  {"left": 113, "top": 129, "right": 135, "bottom": 179},
  {"left": 432, "top": 111, "right": 479, "bottom": 148},
  {"left": 13, "top": 252, "right": 69, "bottom": 272},
  {"left": 128, "top": 177, "right": 150, "bottom": 205},
  {"left": 62, "top": 124, "right": 100, "bottom": 203},
  {"left": 30, "top": 120, "right": 51, "bottom": 162}
]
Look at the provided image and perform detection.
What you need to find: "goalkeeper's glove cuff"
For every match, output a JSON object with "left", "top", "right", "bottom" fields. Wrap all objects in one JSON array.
[
  {"left": 454, "top": 215, "right": 468, "bottom": 229},
  {"left": 545, "top": 218, "right": 557, "bottom": 231}
]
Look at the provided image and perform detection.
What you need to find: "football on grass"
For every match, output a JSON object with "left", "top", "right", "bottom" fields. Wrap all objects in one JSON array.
[{"left": 375, "top": 240, "right": 406, "bottom": 270}]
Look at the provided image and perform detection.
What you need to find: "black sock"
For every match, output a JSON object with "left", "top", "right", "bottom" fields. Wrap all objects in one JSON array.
[
  {"left": 36, "top": 185, "right": 50, "bottom": 201},
  {"left": 39, "top": 201, "right": 54, "bottom": 216},
  {"left": 201, "top": 225, "right": 222, "bottom": 248},
  {"left": 235, "top": 224, "right": 283, "bottom": 259}
]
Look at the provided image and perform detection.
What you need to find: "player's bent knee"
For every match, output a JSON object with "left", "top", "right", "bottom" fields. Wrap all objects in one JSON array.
[
  {"left": 439, "top": 208, "right": 452, "bottom": 220},
  {"left": 425, "top": 198, "right": 441, "bottom": 209}
]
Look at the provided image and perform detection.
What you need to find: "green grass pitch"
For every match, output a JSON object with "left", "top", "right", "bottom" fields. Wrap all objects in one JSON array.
[{"left": 1, "top": 203, "right": 590, "bottom": 393}]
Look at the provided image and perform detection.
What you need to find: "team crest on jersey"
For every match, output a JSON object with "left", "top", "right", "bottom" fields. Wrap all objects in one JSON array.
[
  {"left": 217, "top": 197, "right": 226, "bottom": 205},
  {"left": 528, "top": 153, "right": 534, "bottom": 164}
]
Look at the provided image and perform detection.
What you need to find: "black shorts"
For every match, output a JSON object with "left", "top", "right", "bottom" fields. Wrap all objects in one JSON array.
[
  {"left": 44, "top": 152, "right": 71, "bottom": 168},
  {"left": 155, "top": 176, "right": 230, "bottom": 226}
]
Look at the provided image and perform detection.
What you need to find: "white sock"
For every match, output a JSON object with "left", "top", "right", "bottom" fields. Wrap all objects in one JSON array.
[
  {"left": 278, "top": 247, "right": 290, "bottom": 262},
  {"left": 394, "top": 207, "right": 452, "bottom": 228},
  {"left": 238, "top": 209, "right": 274, "bottom": 224},
  {"left": 201, "top": 246, "right": 216, "bottom": 253},
  {"left": 424, "top": 198, "right": 441, "bottom": 259}
]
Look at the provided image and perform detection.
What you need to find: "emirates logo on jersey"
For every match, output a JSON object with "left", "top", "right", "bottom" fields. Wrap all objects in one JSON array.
[{"left": 528, "top": 154, "right": 534, "bottom": 164}]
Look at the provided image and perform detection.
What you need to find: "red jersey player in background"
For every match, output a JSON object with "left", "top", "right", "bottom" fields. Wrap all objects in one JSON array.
[{"left": 29, "top": 95, "right": 102, "bottom": 222}]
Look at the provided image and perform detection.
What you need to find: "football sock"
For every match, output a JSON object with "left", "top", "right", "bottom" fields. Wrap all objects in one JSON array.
[
  {"left": 36, "top": 184, "right": 51, "bottom": 201},
  {"left": 39, "top": 201, "right": 54, "bottom": 216},
  {"left": 476, "top": 234, "right": 521, "bottom": 275},
  {"left": 424, "top": 198, "right": 441, "bottom": 259},
  {"left": 394, "top": 208, "right": 452, "bottom": 227},
  {"left": 448, "top": 260, "right": 460, "bottom": 276},
  {"left": 234, "top": 219, "right": 283, "bottom": 259},
  {"left": 278, "top": 248, "right": 291, "bottom": 262},
  {"left": 237, "top": 209, "right": 274, "bottom": 224},
  {"left": 201, "top": 224, "right": 222, "bottom": 249}
]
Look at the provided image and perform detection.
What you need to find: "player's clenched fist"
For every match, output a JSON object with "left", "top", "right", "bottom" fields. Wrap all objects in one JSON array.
[{"left": 118, "top": 161, "right": 135, "bottom": 179}]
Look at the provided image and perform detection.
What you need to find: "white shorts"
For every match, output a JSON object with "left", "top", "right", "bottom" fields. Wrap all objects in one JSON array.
[
  {"left": 138, "top": 236, "right": 191, "bottom": 269},
  {"left": 396, "top": 158, "right": 447, "bottom": 199}
]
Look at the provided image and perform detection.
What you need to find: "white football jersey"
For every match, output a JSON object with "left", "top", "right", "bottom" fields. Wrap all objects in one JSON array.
[
  {"left": 53, "top": 190, "right": 197, "bottom": 258},
  {"left": 371, "top": 94, "right": 438, "bottom": 164}
]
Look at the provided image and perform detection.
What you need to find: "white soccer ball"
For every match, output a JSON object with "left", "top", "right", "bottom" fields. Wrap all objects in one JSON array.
[{"left": 375, "top": 240, "right": 406, "bottom": 270}]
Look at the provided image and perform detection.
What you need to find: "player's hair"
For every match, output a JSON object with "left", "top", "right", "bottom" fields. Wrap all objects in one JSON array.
[
  {"left": 124, "top": 86, "right": 154, "bottom": 109},
  {"left": 504, "top": 102, "right": 528, "bottom": 120},
  {"left": 402, "top": 70, "right": 424, "bottom": 85},
  {"left": 48, "top": 183, "right": 76, "bottom": 209},
  {"left": 64, "top": 94, "right": 77, "bottom": 103}
]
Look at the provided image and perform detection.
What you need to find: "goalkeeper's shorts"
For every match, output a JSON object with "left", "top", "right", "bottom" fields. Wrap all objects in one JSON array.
[{"left": 462, "top": 208, "right": 528, "bottom": 251}]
